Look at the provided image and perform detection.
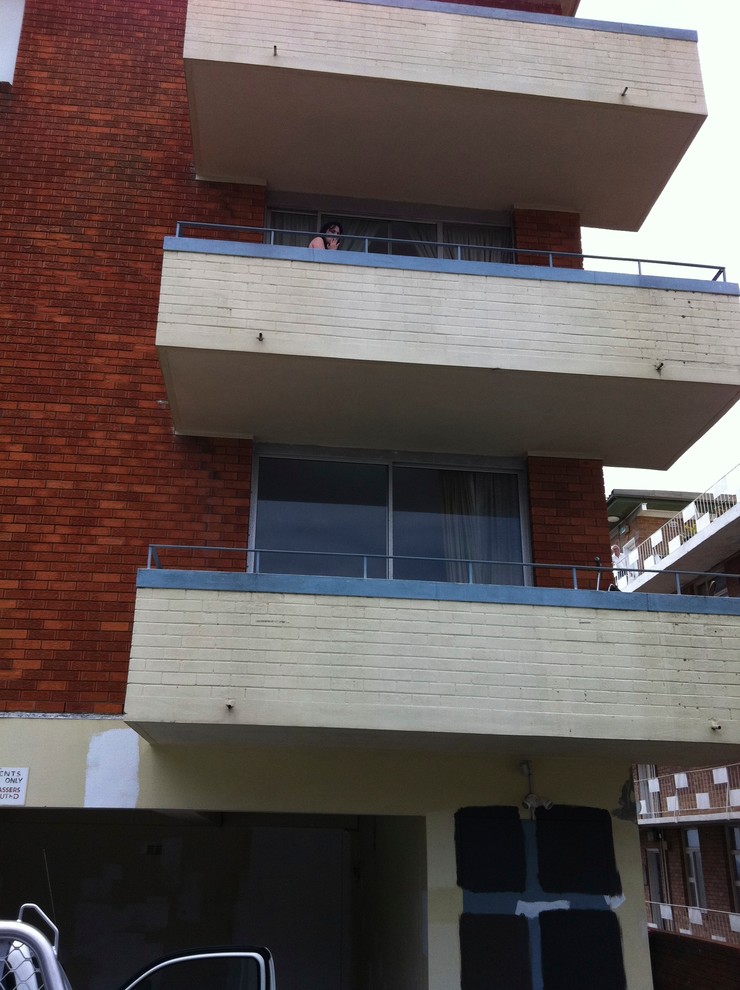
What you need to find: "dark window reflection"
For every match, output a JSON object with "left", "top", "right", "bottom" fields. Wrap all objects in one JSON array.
[
  {"left": 254, "top": 458, "right": 524, "bottom": 585},
  {"left": 255, "top": 458, "right": 388, "bottom": 578},
  {"left": 393, "top": 468, "right": 523, "bottom": 585}
]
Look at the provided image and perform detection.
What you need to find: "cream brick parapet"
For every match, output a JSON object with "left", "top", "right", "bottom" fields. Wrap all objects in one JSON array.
[
  {"left": 127, "top": 582, "right": 740, "bottom": 753},
  {"left": 158, "top": 248, "right": 740, "bottom": 386},
  {"left": 184, "top": 0, "right": 705, "bottom": 115},
  {"left": 155, "top": 244, "right": 740, "bottom": 464}
]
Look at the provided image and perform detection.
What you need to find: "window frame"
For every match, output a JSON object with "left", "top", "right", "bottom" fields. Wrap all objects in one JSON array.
[
  {"left": 682, "top": 827, "right": 707, "bottom": 909},
  {"left": 727, "top": 825, "right": 740, "bottom": 912},
  {"left": 248, "top": 445, "right": 531, "bottom": 585},
  {"left": 268, "top": 206, "right": 513, "bottom": 261}
]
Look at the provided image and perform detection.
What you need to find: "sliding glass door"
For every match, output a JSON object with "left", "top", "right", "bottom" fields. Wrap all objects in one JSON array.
[{"left": 253, "top": 455, "right": 525, "bottom": 585}]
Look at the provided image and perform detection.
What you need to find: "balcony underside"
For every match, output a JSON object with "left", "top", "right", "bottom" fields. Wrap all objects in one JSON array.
[
  {"left": 630, "top": 502, "right": 740, "bottom": 594},
  {"left": 156, "top": 246, "right": 740, "bottom": 467},
  {"left": 126, "top": 576, "right": 740, "bottom": 760},
  {"left": 185, "top": 60, "right": 702, "bottom": 232},
  {"left": 183, "top": 0, "right": 705, "bottom": 229},
  {"left": 159, "top": 347, "right": 738, "bottom": 469}
]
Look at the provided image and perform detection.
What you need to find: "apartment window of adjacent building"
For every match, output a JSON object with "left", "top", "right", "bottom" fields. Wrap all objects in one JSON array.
[
  {"left": 683, "top": 828, "right": 707, "bottom": 908},
  {"left": 635, "top": 764, "right": 659, "bottom": 818},
  {"left": 729, "top": 826, "right": 740, "bottom": 911},
  {"left": 251, "top": 452, "right": 526, "bottom": 585},
  {"left": 644, "top": 845, "right": 668, "bottom": 928},
  {"left": 270, "top": 210, "right": 513, "bottom": 263}
]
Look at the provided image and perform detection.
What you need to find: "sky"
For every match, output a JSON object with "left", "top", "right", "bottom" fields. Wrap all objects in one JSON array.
[{"left": 575, "top": 1, "right": 740, "bottom": 496}]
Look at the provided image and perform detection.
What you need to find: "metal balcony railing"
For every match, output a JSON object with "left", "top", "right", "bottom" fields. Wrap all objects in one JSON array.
[
  {"left": 635, "top": 764, "right": 740, "bottom": 822},
  {"left": 147, "top": 545, "right": 590, "bottom": 586},
  {"left": 646, "top": 901, "right": 740, "bottom": 946},
  {"left": 144, "top": 545, "right": 740, "bottom": 597},
  {"left": 616, "top": 464, "right": 740, "bottom": 589},
  {"left": 172, "top": 222, "right": 728, "bottom": 282}
]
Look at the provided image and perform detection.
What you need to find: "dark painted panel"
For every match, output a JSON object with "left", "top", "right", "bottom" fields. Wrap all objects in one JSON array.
[
  {"left": 540, "top": 910, "right": 626, "bottom": 990},
  {"left": 455, "top": 806, "right": 527, "bottom": 892},
  {"left": 536, "top": 806, "right": 621, "bottom": 895},
  {"left": 460, "top": 914, "right": 531, "bottom": 990}
]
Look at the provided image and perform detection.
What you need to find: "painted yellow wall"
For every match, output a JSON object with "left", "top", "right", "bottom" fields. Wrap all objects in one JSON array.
[{"left": 0, "top": 718, "right": 653, "bottom": 990}]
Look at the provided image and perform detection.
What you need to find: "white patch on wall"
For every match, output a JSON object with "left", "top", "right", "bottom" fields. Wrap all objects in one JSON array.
[
  {"left": 712, "top": 767, "right": 729, "bottom": 785},
  {"left": 648, "top": 778, "right": 660, "bottom": 793},
  {"left": 84, "top": 729, "right": 140, "bottom": 808},
  {"left": 674, "top": 773, "right": 688, "bottom": 789},
  {"left": 695, "top": 792, "right": 710, "bottom": 810},
  {"left": 688, "top": 908, "right": 703, "bottom": 926},
  {"left": 666, "top": 795, "right": 678, "bottom": 812},
  {"left": 515, "top": 900, "right": 569, "bottom": 918},
  {"left": 604, "top": 894, "right": 626, "bottom": 910},
  {"left": 730, "top": 789, "right": 740, "bottom": 807},
  {"left": 659, "top": 904, "right": 673, "bottom": 921}
]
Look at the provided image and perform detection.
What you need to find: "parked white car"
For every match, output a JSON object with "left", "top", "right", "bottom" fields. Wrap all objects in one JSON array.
[{"left": 0, "top": 906, "right": 275, "bottom": 990}]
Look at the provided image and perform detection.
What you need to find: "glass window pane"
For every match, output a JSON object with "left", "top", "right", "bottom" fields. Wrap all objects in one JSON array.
[
  {"left": 389, "top": 220, "right": 438, "bottom": 258},
  {"left": 270, "top": 211, "right": 317, "bottom": 247},
  {"left": 392, "top": 467, "right": 523, "bottom": 585},
  {"left": 442, "top": 223, "right": 513, "bottom": 263},
  {"left": 683, "top": 830, "right": 706, "bottom": 908},
  {"left": 334, "top": 216, "right": 390, "bottom": 254},
  {"left": 255, "top": 458, "right": 388, "bottom": 577}
]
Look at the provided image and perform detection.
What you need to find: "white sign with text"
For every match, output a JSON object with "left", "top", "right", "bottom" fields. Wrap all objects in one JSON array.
[{"left": 0, "top": 767, "right": 29, "bottom": 805}]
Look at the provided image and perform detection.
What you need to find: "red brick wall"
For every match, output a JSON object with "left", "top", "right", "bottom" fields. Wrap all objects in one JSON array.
[
  {"left": 1, "top": 0, "right": 263, "bottom": 714},
  {"left": 659, "top": 826, "right": 735, "bottom": 913},
  {"left": 527, "top": 457, "right": 612, "bottom": 589},
  {"left": 724, "top": 551, "right": 740, "bottom": 597},
  {"left": 513, "top": 209, "right": 583, "bottom": 268},
  {"left": 649, "top": 931, "right": 740, "bottom": 990},
  {"left": 431, "top": 1, "right": 565, "bottom": 13},
  {"left": 610, "top": 512, "right": 677, "bottom": 557},
  {"left": 641, "top": 823, "right": 736, "bottom": 913}
]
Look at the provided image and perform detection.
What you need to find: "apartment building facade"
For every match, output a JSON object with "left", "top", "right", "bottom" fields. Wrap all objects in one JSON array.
[
  {"left": 609, "top": 477, "right": 740, "bottom": 980},
  {"left": 2, "top": 2, "right": 740, "bottom": 990}
]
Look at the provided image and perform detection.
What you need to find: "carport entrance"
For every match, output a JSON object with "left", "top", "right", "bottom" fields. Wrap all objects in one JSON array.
[{"left": 0, "top": 810, "right": 427, "bottom": 990}]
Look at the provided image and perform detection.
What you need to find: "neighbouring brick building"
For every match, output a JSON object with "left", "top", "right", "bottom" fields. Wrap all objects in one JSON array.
[
  {"left": 1, "top": 3, "right": 739, "bottom": 990},
  {"left": 610, "top": 479, "right": 740, "bottom": 981}
]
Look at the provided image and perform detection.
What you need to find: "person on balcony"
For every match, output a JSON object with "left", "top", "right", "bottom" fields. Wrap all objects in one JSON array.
[{"left": 309, "top": 222, "right": 342, "bottom": 250}]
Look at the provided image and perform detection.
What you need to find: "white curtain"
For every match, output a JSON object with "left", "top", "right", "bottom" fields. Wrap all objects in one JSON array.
[
  {"left": 443, "top": 222, "right": 512, "bottom": 263},
  {"left": 390, "top": 221, "right": 438, "bottom": 259},
  {"left": 440, "top": 470, "right": 523, "bottom": 585},
  {"left": 270, "top": 211, "right": 317, "bottom": 247}
]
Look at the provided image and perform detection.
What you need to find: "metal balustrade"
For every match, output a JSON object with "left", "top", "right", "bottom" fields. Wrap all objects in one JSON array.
[
  {"left": 143, "top": 544, "right": 740, "bottom": 596},
  {"left": 636, "top": 764, "right": 740, "bottom": 822},
  {"left": 616, "top": 464, "right": 740, "bottom": 589},
  {"left": 172, "top": 222, "right": 728, "bottom": 282},
  {"left": 646, "top": 901, "right": 740, "bottom": 946},
  {"left": 0, "top": 907, "right": 67, "bottom": 990}
]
